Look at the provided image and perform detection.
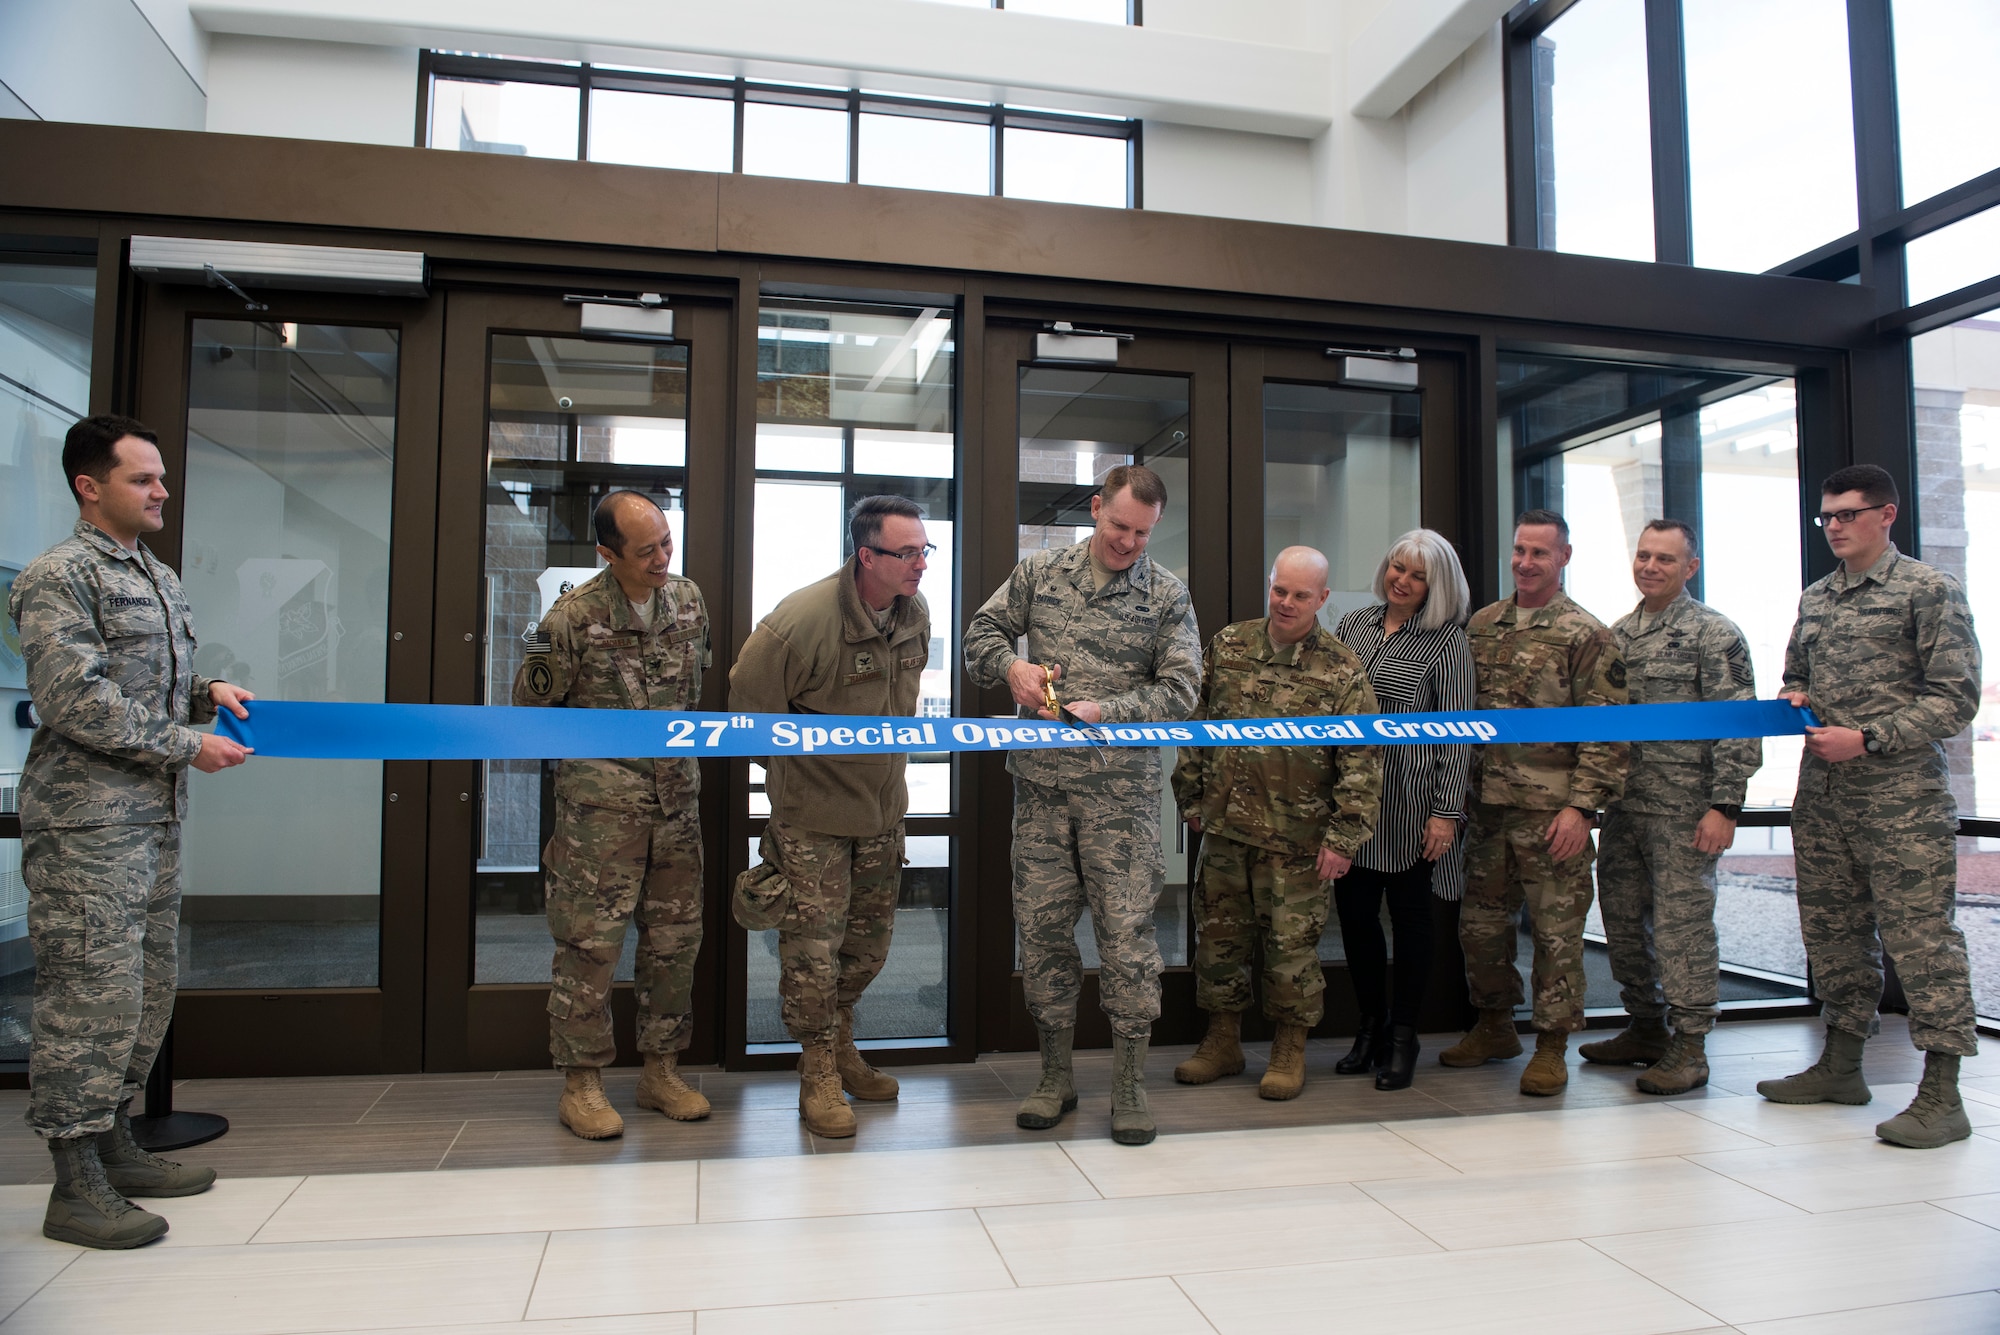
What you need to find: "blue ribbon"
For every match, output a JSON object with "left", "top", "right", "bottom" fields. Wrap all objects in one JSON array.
[{"left": 217, "top": 699, "right": 1814, "bottom": 761}]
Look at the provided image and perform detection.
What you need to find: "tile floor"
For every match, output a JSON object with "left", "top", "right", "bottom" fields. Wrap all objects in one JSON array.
[{"left": 2, "top": 1017, "right": 1998, "bottom": 1333}]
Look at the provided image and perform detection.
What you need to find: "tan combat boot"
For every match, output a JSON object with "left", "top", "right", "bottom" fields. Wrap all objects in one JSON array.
[
  {"left": 557, "top": 1067, "right": 624, "bottom": 1139},
  {"left": 635, "top": 1052, "right": 711, "bottom": 1121},
  {"left": 1439, "top": 1009, "right": 1524, "bottom": 1067},
  {"left": 1637, "top": 1032, "right": 1709, "bottom": 1095},
  {"left": 1579, "top": 1017, "right": 1670, "bottom": 1066},
  {"left": 1174, "top": 1010, "right": 1246, "bottom": 1084},
  {"left": 1259, "top": 1022, "right": 1309, "bottom": 1101},
  {"left": 798, "top": 1038, "right": 856, "bottom": 1139},
  {"left": 836, "top": 1005, "right": 900, "bottom": 1101},
  {"left": 1519, "top": 1030, "right": 1570, "bottom": 1096}
]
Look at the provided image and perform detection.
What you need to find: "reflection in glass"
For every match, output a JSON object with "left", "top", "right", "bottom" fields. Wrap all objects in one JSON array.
[
  {"left": 1263, "top": 382, "right": 1421, "bottom": 630},
  {"left": 476, "top": 334, "right": 690, "bottom": 984},
  {"left": 1003, "top": 127, "right": 1127, "bottom": 207},
  {"left": 180, "top": 321, "right": 398, "bottom": 988},
  {"left": 589, "top": 89, "right": 734, "bottom": 172},
  {"left": 859, "top": 112, "right": 991, "bottom": 195},
  {"left": 1911, "top": 316, "right": 2000, "bottom": 1019},
  {"left": 428, "top": 78, "right": 580, "bottom": 159},
  {"left": 1539, "top": 0, "right": 1653, "bottom": 261},
  {"left": 1684, "top": 0, "right": 1855, "bottom": 272},
  {"left": 0, "top": 261, "right": 95, "bottom": 1060},
  {"left": 1016, "top": 368, "right": 1192, "bottom": 967},
  {"left": 1906, "top": 206, "right": 2000, "bottom": 307},
  {"left": 748, "top": 302, "right": 959, "bottom": 1042},
  {"left": 742, "top": 101, "right": 850, "bottom": 182},
  {"left": 1893, "top": 0, "right": 2000, "bottom": 206}
]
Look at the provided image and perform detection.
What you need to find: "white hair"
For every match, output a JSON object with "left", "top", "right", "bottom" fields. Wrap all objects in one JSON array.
[{"left": 1372, "top": 528, "right": 1470, "bottom": 631}]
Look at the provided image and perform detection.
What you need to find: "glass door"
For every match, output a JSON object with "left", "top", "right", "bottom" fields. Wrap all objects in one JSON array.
[
  {"left": 427, "top": 290, "right": 731, "bottom": 1071},
  {"left": 133, "top": 286, "right": 443, "bottom": 1075}
]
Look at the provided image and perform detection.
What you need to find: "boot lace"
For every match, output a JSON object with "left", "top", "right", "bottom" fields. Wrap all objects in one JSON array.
[{"left": 66, "top": 1144, "right": 139, "bottom": 1218}]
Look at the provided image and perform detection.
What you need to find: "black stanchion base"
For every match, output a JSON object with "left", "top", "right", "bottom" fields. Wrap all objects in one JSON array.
[{"left": 130, "top": 1111, "right": 229, "bottom": 1153}]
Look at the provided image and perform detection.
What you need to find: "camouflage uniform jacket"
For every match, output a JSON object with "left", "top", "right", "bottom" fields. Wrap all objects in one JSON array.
[
  {"left": 512, "top": 567, "right": 710, "bottom": 817},
  {"left": 9, "top": 520, "right": 217, "bottom": 830},
  {"left": 1170, "top": 618, "right": 1383, "bottom": 859},
  {"left": 729, "top": 557, "right": 930, "bottom": 839},
  {"left": 1782, "top": 544, "right": 1980, "bottom": 793},
  {"left": 1467, "top": 589, "right": 1629, "bottom": 811},
  {"left": 1609, "top": 591, "right": 1761, "bottom": 818},
  {"left": 964, "top": 539, "right": 1202, "bottom": 792}
]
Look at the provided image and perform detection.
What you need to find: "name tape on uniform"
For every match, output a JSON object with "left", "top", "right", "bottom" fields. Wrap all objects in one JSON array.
[{"left": 217, "top": 698, "right": 1815, "bottom": 761}]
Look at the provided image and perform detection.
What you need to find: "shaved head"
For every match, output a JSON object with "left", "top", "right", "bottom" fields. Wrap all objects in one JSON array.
[
  {"left": 1267, "top": 545, "right": 1331, "bottom": 645},
  {"left": 1270, "top": 546, "right": 1329, "bottom": 590}
]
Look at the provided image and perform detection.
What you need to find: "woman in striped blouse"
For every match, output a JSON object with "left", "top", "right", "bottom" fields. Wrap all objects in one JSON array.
[{"left": 1332, "top": 529, "right": 1477, "bottom": 1091}]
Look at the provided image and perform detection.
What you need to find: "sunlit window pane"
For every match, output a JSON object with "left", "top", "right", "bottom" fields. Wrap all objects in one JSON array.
[
  {"left": 757, "top": 424, "right": 844, "bottom": 472},
  {"left": 1004, "top": 0, "right": 1128, "bottom": 22},
  {"left": 1541, "top": 0, "right": 1653, "bottom": 261},
  {"left": 588, "top": 89, "right": 734, "bottom": 172},
  {"left": 1906, "top": 206, "right": 2000, "bottom": 307},
  {"left": 429, "top": 78, "right": 579, "bottom": 159},
  {"left": 858, "top": 113, "right": 991, "bottom": 195},
  {"left": 1684, "top": 0, "right": 1856, "bottom": 273},
  {"left": 856, "top": 428, "right": 954, "bottom": 478},
  {"left": 1893, "top": 0, "right": 2000, "bottom": 206},
  {"left": 1003, "top": 128, "right": 1126, "bottom": 207},
  {"left": 742, "top": 101, "right": 849, "bottom": 182}
]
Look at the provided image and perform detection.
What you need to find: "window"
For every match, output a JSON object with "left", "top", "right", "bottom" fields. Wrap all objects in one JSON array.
[
  {"left": 1892, "top": 0, "right": 2000, "bottom": 206},
  {"left": 1683, "top": 0, "right": 1856, "bottom": 273},
  {"left": 422, "top": 54, "right": 1137, "bottom": 206},
  {"left": 1906, "top": 206, "right": 2000, "bottom": 308},
  {"left": 1536, "top": 0, "right": 1654, "bottom": 261}
]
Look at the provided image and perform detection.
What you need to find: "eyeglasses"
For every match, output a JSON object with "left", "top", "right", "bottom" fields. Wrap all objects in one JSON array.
[
  {"left": 865, "top": 543, "right": 936, "bottom": 564},
  {"left": 1813, "top": 503, "right": 1889, "bottom": 528}
]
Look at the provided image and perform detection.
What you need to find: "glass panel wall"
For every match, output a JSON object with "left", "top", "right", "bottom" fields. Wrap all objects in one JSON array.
[
  {"left": 1892, "top": 0, "right": 2000, "bottom": 206},
  {"left": 1912, "top": 315, "right": 2000, "bottom": 1020},
  {"left": 859, "top": 109, "right": 992, "bottom": 195},
  {"left": 429, "top": 77, "right": 581, "bottom": 159},
  {"left": 1682, "top": 0, "right": 1856, "bottom": 273},
  {"left": 1500, "top": 351, "right": 1809, "bottom": 1007},
  {"left": 588, "top": 88, "right": 734, "bottom": 172},
  {"left": 1002, "top": 127, "right": 1128, "bottom": 207},
  {"left": 1537, "top": 0, "right": 1654, "bottom": 262},
  {"left": 475, "top": 334, "right": 690, "bottom": 984},
  {"left": 746, "top": 300, "right": 957, "bottom": 1043},
  {"left": 1015, "top": 367, "right": 1192, "bottom": 967},
  {"left": 1906, "top": 206, "right": 2000, "bottom": 308},
  {"left": 742, "top": 98, "right": 850, "bottom": 183},
  {"left": 0, "top": 258, "right": 95, "bottom": 1062},
  {"left": 180, "top": 321, "right": 398, "bottom": 988}
]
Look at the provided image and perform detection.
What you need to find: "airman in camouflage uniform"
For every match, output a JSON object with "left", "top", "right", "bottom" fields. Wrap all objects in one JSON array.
[
  {"left": 730, "top": 496, "right": 932, "bottom": 1140},
  {"left": 1443, "top": 510, "right": 1628, "bottom": 1096},
  {"left": 14, "top": 416, "right": 251, "bottom": 1249},
  {"left": 1759, "top": 465, "right": 1981, "bottom": 1150},
  {"left": 964, "top": 466, "right": 1202, "bottom": 1145},
  {"left": 1170, "top": 546, "right": 1382, "bottom": 1101},
  {"left": 1584, "top": 519, "right": 1760, "bottom": 1095},
  {"left": 513, "top": 492, "right": 712, "bottom": 1138}
]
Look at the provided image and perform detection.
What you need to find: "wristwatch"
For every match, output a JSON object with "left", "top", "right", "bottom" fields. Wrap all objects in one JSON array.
[
  {"left": 1862, "top": 727, "right": 1884, "bottom": 754},
  {"left": 1709, "top": 803, "right": 1742, "bottom": 820}
]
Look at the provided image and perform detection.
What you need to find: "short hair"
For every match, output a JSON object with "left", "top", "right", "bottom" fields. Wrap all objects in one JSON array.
[
  {"left": 849, "top": 494, "right": 925, "bottom": 554},
  {"left": 1100, "top": 464, "right": 1167, "bottom": 510},
  {"left": 593, "top": 490, "right": 664, "bottom": 556},
  {"left": 1821, "top": 464, "right": 1898, "bottom": 508},
  {"left": 1641, "top": 518, "right": 1699, "bottom": 557},
  {"left": 1373, "top": 529, "right": 1472, "bottom": 632},
  {"left": 63, "top": 414, "right": 157, "bottom": 504},
  {"left": 1515, "top": 508, "right": 1570, "bottom": 542}
]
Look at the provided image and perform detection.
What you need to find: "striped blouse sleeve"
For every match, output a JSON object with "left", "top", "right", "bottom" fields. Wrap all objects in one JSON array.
[{"left": 1428, "top": 627, "right": 1478, "bottom": 821}]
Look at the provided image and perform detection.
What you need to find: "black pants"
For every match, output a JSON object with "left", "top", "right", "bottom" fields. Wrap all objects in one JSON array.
[{"left": 1334, "top": 861, "right": 1436, "bottom": 1027}]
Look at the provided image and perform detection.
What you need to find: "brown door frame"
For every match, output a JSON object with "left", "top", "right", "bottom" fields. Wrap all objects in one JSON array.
[
  {"left": 425, "top": 288, "right": 733, "bottom": 1072},
  {"left": 131, "top": 282, "right": 442, "bottom": 1076}
]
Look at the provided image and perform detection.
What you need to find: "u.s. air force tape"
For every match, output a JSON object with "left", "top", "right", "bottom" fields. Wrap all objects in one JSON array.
[{"left": 216, "top": 699, "right": 1815, "bottom": 761}]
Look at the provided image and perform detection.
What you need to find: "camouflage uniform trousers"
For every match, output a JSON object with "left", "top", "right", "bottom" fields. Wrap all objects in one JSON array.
[
  {"left": 1459, "top": 801, "right": 1595, "bottom": 1033},
  {"left": 22, "top": 823, "right": 180, "bottom": 1140},
  {"left": 1013, "top": 776, "right": 1164, "bottom": 1039},
  {"left": 764, "top": 816, "right": 903, "bottom": 1043},
  {"left": 1190, "top": 832, "right": 1330, "bottom": 1026},
  {"left": 544, "top": 798, "right": 704, "bottom": 1069},
  {"left": 1792, "top": 778, "right": 1978, "bottom": 1055},
  {"left": 1596, "top": 810, "right": 1720, "bottom": 1036}
]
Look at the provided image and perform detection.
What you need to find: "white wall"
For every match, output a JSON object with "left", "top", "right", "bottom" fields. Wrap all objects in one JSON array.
[
  {"left": 205, "top": 35, "right": 417, "bottom": 145},
  {"left": 0, "top": 0, "right": 205, "bottom": 129},
  {"left": 1402, "top": 22, "right": 1507, "bottom": 244},
  {"left": 1143, "top": 123, "right": 1314, "bottom": 225}
]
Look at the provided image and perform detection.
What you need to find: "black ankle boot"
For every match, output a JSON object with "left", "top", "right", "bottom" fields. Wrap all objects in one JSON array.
[
  {"left": 1376, "top": 1025, "right": 1420, "bottom": 1090},
  {"left": 1335, "top": 1018, "right": 1385, "bottom": 1075}
]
